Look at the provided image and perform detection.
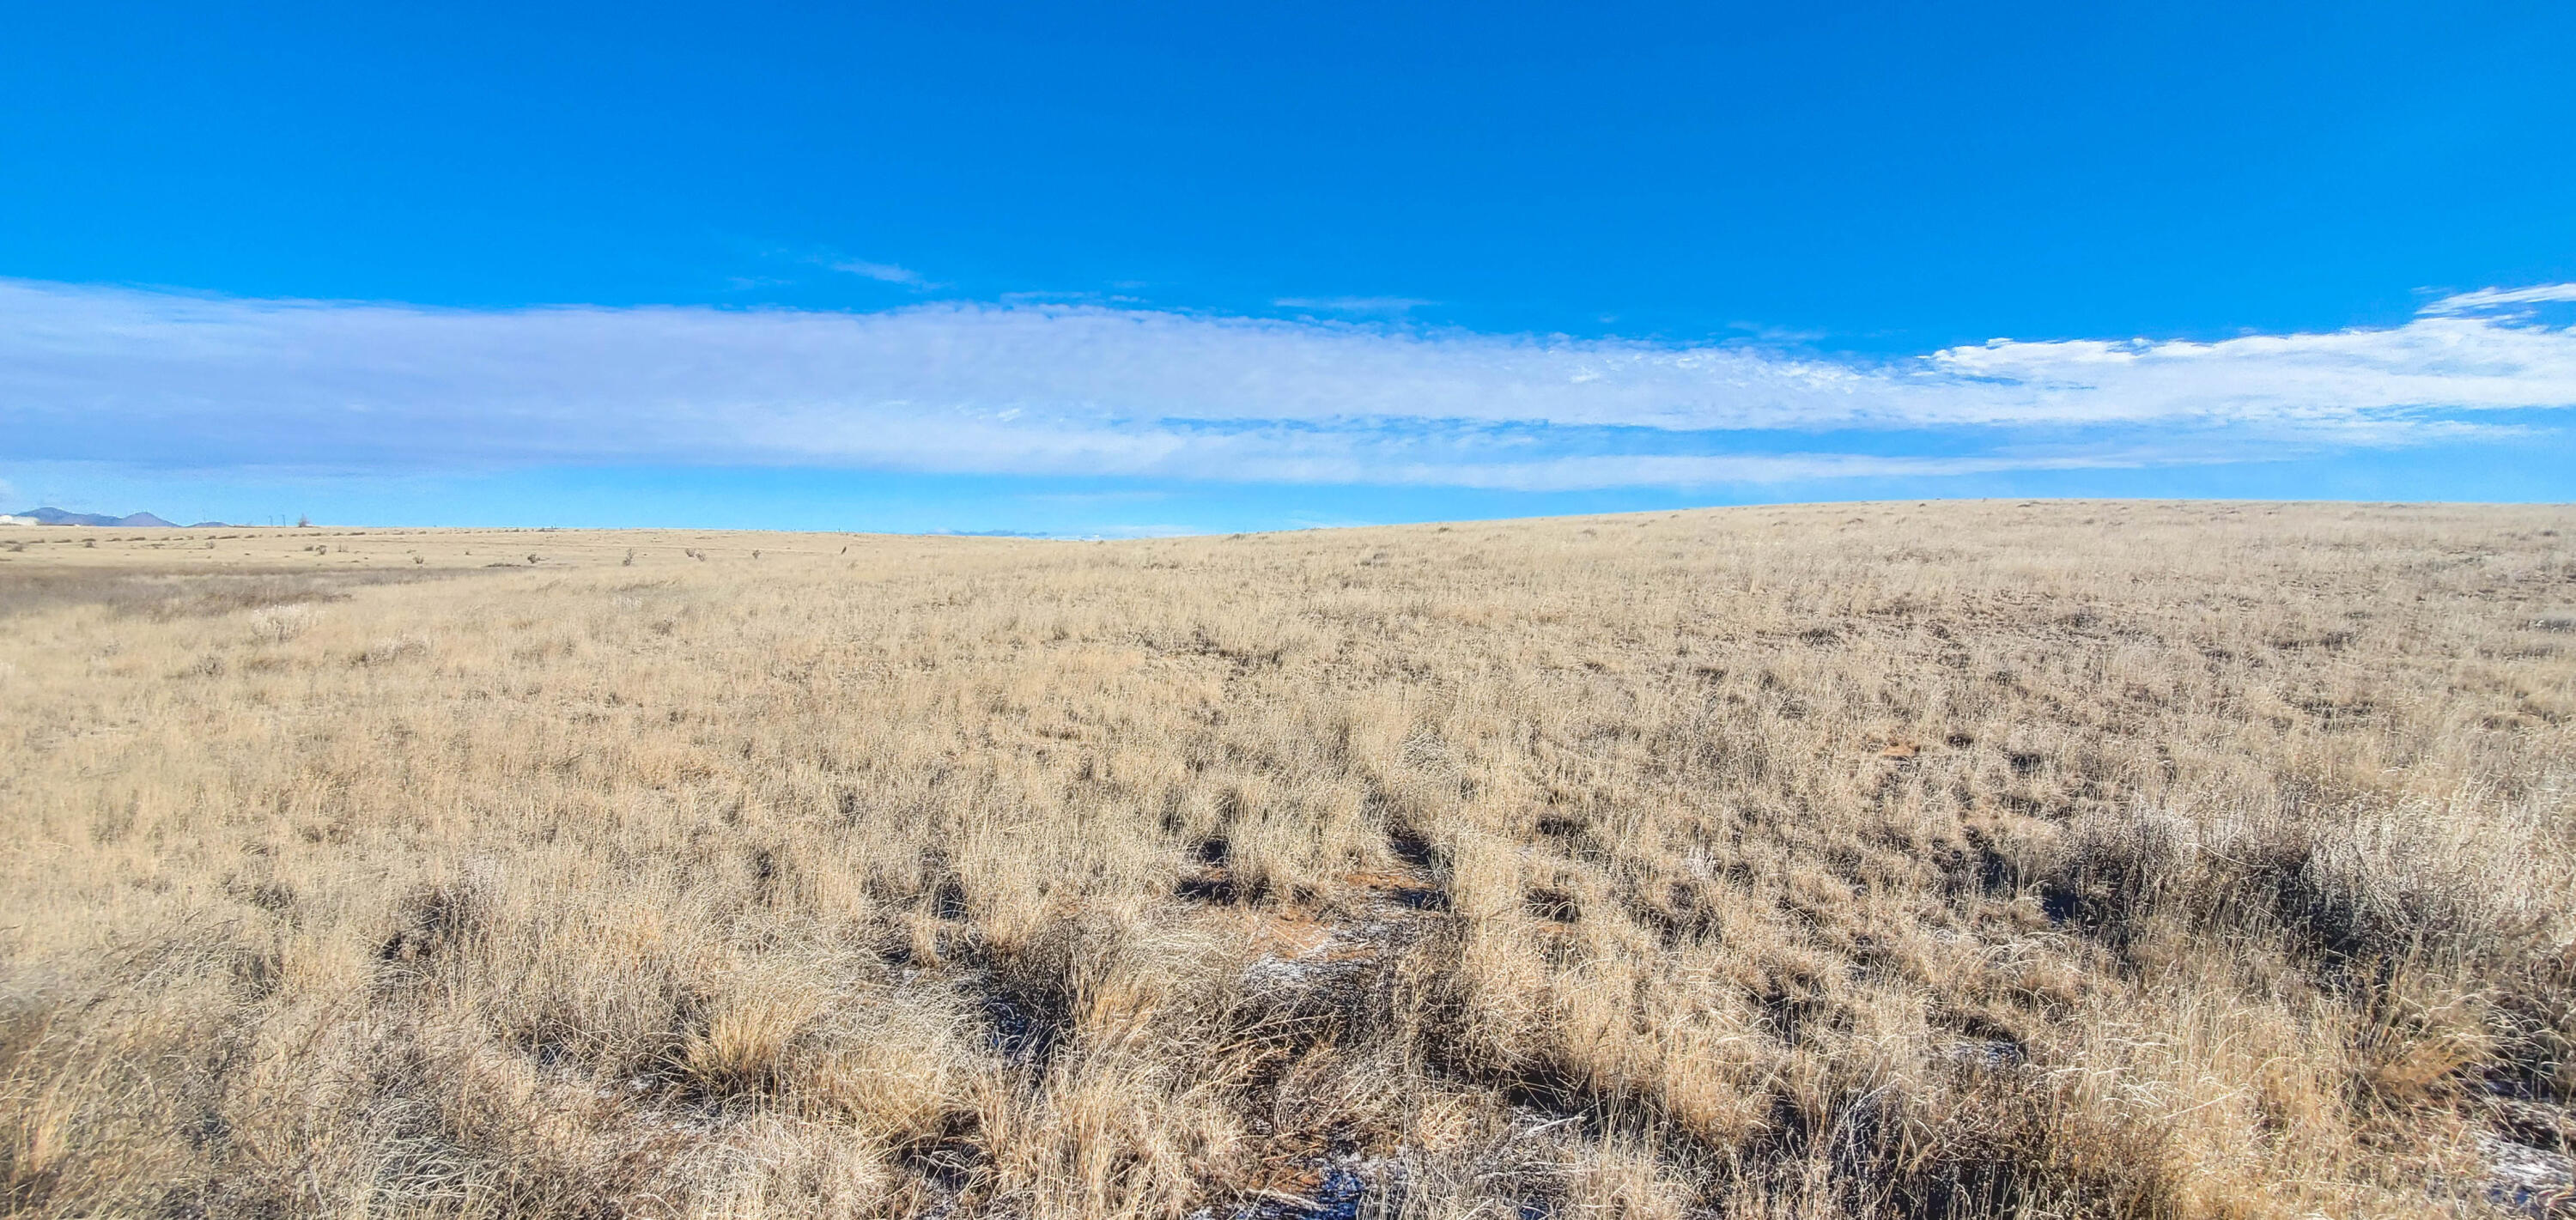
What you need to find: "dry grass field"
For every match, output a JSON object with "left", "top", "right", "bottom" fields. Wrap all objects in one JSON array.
[{"left": 3, "top": 501, "right": 2573, "bottom": 1218}]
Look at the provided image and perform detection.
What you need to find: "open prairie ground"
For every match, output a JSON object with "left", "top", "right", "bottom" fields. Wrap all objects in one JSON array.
[{"left": 3, "top": 501, "right": 2573, "bottom": 1219}]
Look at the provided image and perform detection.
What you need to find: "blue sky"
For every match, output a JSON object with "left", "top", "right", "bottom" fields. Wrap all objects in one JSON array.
[{"left": 4, "top": 1, "right": 2573, "bottom": 533}]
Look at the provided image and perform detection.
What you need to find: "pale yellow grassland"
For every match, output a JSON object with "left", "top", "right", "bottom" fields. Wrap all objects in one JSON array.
[{"left": 1, "top": 501, "right": 2572, "bottom": 1218}]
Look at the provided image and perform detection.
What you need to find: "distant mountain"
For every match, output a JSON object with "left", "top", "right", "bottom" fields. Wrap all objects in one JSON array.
[
  {"left": 9, "top": 507, "right": 191, "bottom": 527},
  {"left": 11, "top": 507, "right": 125, "bottom": 526}
]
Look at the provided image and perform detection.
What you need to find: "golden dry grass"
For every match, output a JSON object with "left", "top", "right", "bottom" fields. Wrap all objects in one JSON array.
[{"left": 2, "top": 501, "right": 2573, "bottom": 1218}]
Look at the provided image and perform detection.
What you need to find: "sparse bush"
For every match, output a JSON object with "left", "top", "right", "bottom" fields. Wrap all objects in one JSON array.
[{"left": 245, "top": 603, "right": 317, "bottom": 643}]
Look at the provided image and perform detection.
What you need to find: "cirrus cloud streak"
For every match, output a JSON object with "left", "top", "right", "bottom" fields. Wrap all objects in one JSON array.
[{"left": 3, "top": 278, "right": 2572, "bottom": 490}]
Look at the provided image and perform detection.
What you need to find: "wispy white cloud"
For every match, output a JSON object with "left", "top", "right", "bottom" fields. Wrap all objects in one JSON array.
[
  {"left": 828, "top": 258, "right": 929, "bottom": 286},
  {"left": 2415, "top": 283, "right": 2576, "bottom": 316},
  {"left": 3, "top": 277, "right": 2572, "bottom": 491},
  {"left": 1726, "top": 321, "right": 1829, "bottom": 343},
  {"left": 1273, "top": 295, "right": 1437, "bottom": 316}
]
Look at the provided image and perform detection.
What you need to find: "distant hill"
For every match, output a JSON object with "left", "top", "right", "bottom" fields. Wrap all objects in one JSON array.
[{"left": 8, "top": 507, "right": 213, "bottom": 528}]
